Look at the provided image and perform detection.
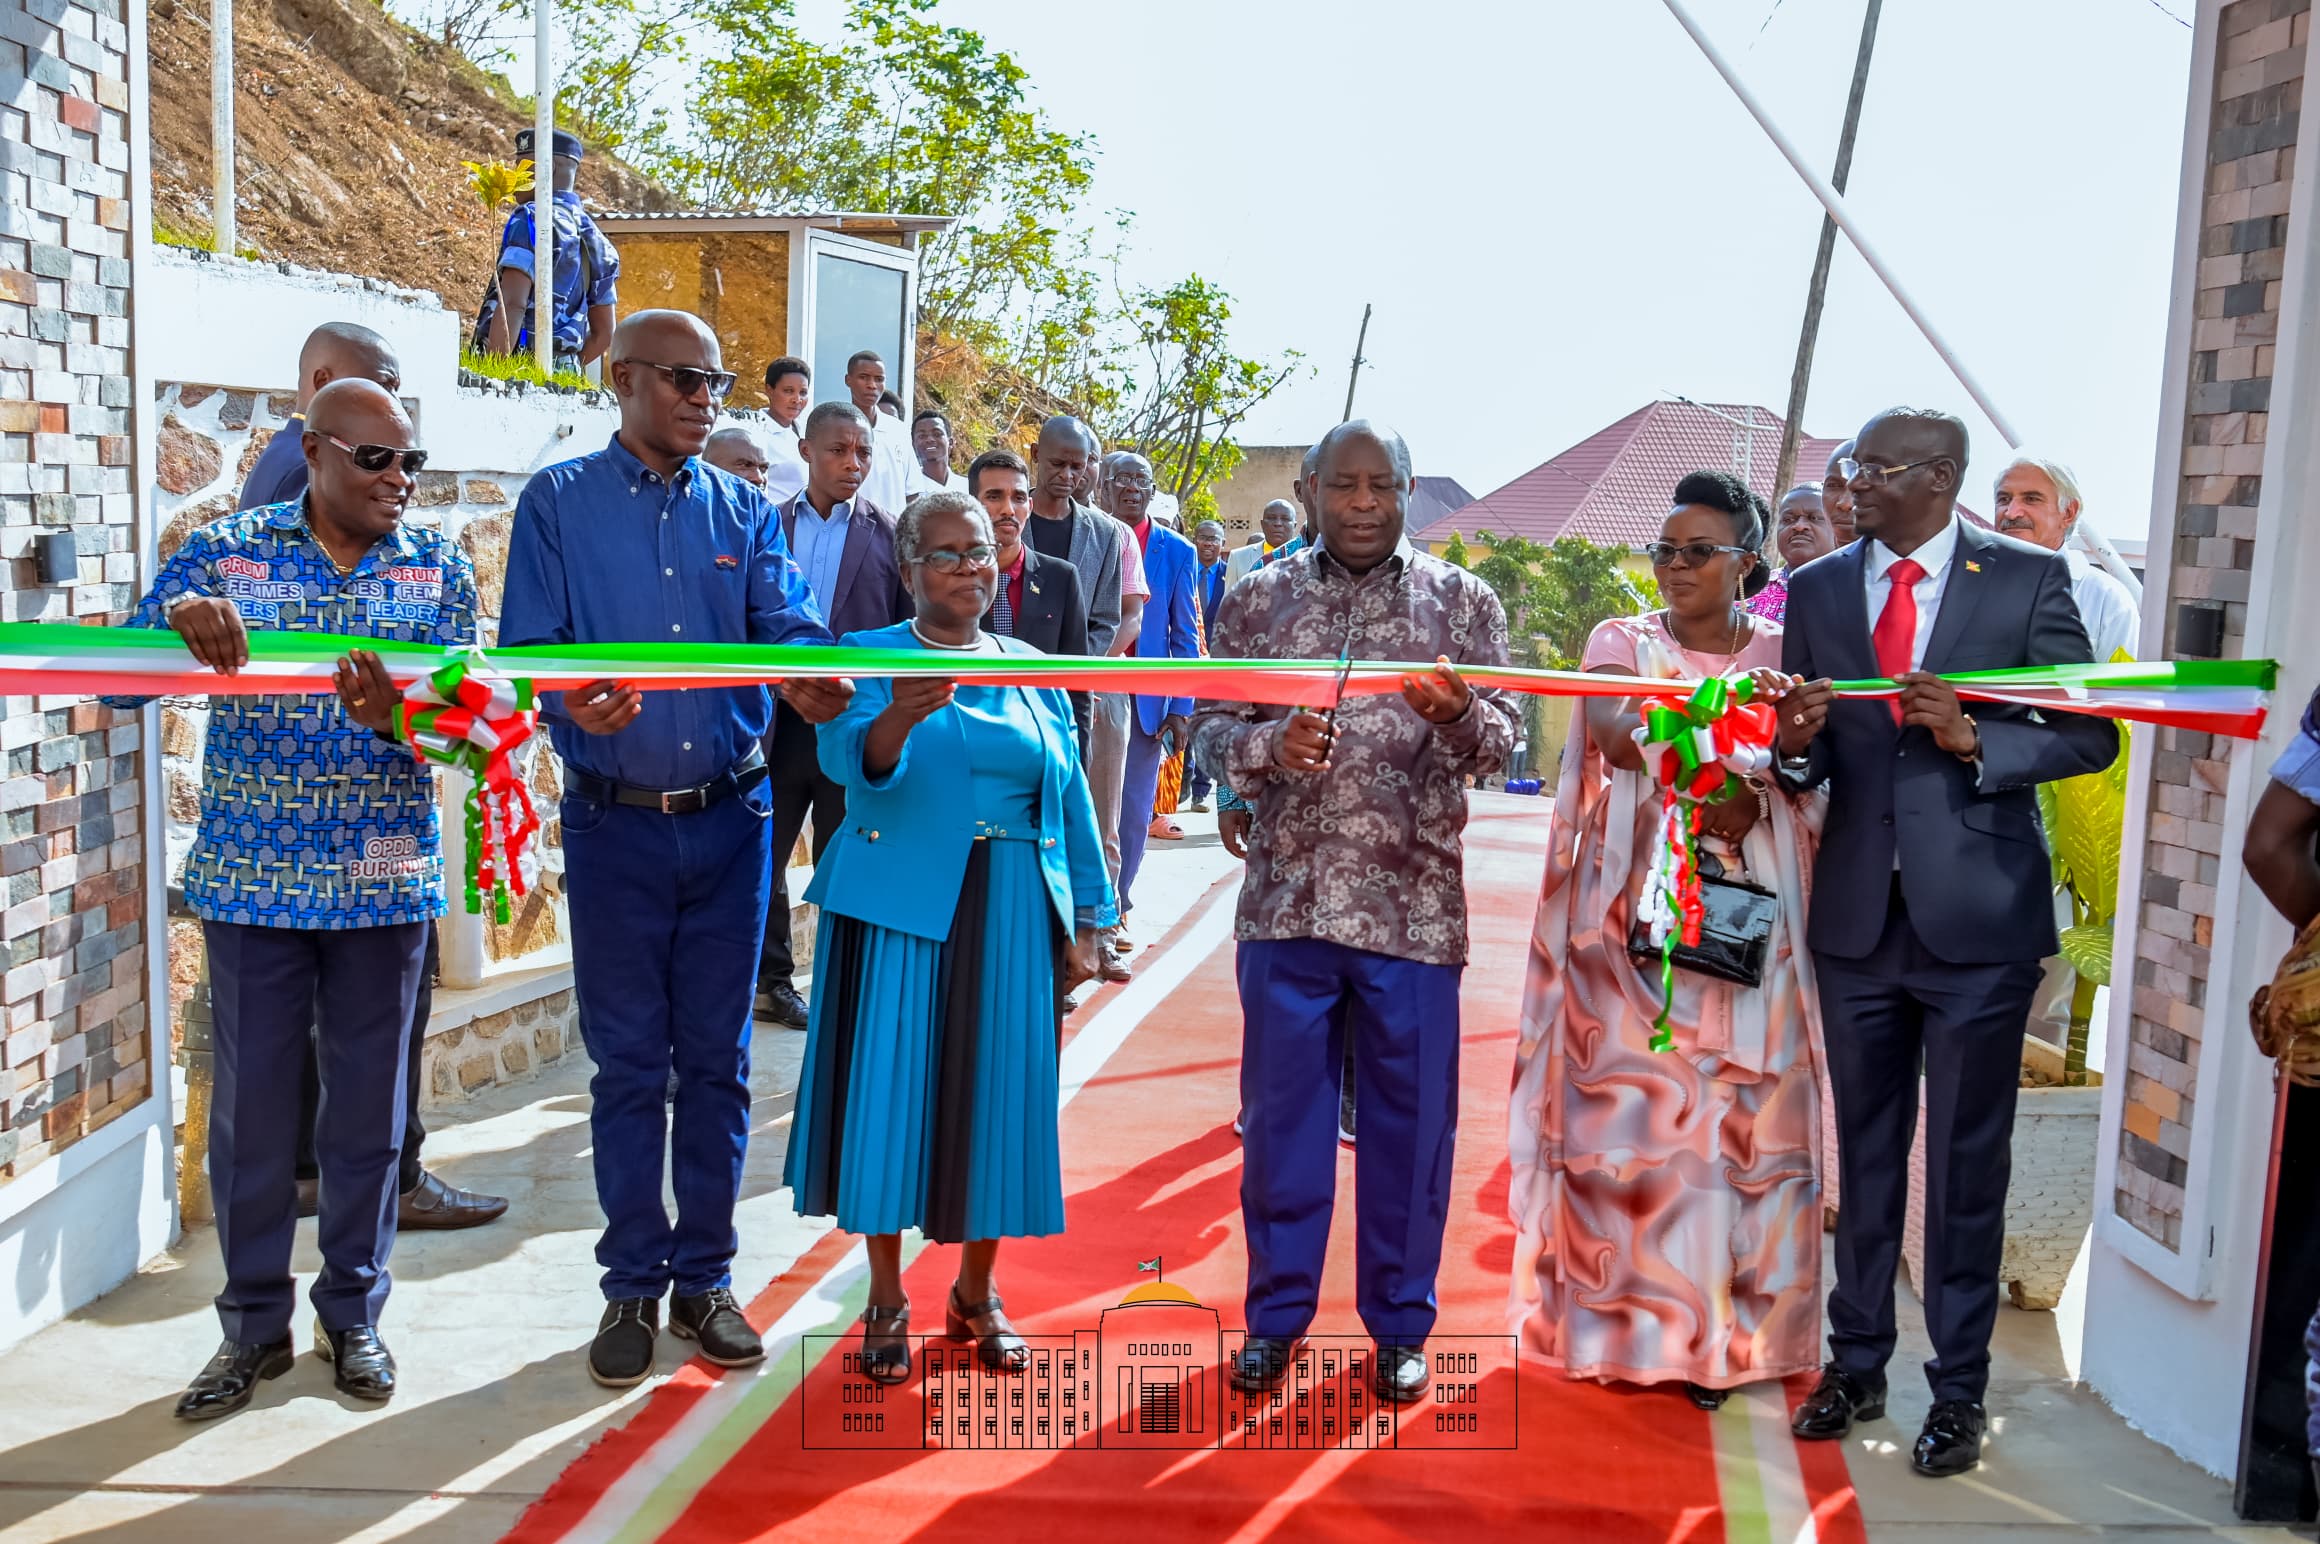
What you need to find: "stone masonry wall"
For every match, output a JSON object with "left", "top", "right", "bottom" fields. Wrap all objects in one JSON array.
[
  {"left": 2115, "top": 0, "right": 2308, "bottom": 1251},
  {"left": 0, "top": 0, "right": 147, "bottom": 1183}
]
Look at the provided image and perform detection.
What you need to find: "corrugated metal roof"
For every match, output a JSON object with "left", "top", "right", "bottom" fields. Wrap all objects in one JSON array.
[
  {"left": 591, "top": 209, "right": 956, "bottom": 233},
  {"left": 1407, "top": 475, "right": 1475, "bottom": 534},
  {"left": 1415, "top": 399, "right": 1979, "bottom": 549}
]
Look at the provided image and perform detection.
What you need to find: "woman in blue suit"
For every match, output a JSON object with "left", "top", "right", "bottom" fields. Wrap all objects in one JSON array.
[{"left": 786, "top": 490, "right": 1114, "bottom": 1386}]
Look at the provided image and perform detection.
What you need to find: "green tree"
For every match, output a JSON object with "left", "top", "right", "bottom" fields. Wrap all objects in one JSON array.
[
  {"left": 1439, "top": 530, "right": 1471, "bottom": 568},
  {"left": 1463, "top": 532, "right": 1651, "bottom": 751}
]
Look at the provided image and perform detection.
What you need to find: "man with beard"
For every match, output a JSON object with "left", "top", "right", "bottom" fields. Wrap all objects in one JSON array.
[{"left": 502, "top": 311, "right": 845, "bottom": 1389}]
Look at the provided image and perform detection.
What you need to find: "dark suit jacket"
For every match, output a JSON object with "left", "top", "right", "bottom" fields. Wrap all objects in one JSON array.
[
  {"left": 992, "top": 546, "right": 1091, "bottom": 742},
  {"left": 778, "top": 492, "right": 913, "bottom": 639},
  {"left": 1777, "top": 519, "right": 2119, "bottom": 964}
]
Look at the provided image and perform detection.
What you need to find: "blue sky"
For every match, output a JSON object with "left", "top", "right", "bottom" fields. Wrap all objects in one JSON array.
[{"left": 921, "top": 0, "right": 2196, "bottom": 547}]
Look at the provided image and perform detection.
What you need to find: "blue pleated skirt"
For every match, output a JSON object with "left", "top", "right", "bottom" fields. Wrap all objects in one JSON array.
[{"left": 784, "top": 838, "right": 1066, "bottom": 1242}]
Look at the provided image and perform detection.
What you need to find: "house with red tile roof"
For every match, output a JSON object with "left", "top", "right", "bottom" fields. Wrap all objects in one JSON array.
[{"left": 1412, "top": 398, "right": 1981, "bottom": 556}]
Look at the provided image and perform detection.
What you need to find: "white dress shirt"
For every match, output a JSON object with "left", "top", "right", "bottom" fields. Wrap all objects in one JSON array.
[
  {"left": 906, "top": 462, "right": 956, "bottom": 499},
  {"left": 2064, "top": 549, "right": 2140, "bottom": 662},
  {"left": 1863, "top": 514, "right": 1961, "bottom": 670},
  {"left": 858, "top": 412, "right": 915, "bottom": 515},
  {"left": 762, "top": 415, "right": 806, "bottom": 507}
]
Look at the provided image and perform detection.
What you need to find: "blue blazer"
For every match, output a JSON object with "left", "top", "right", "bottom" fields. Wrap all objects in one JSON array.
[
  {"left": 807, "top": 624, "right": 1119, "bottom": 942},
  {"left": 1131, "top": 522, "right": 1202, "bottom": 736}
]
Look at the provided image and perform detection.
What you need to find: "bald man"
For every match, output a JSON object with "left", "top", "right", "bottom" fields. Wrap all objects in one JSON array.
[
  {"left": 237, "top": 323, "right": 400, "bottom": 512},
  {"left": 1226, "top": 499, "right": 1302, "bottom": 587},
  {"left": 1192, "top": 420, "right": 1515, "bottom": 1408},
  {"left": 1775, "top": 408, "right": 2117, "bottom": 1477},
  {"left": 702, "top": 426, "right": 772, "bottom": 488},
  {"left": 502, "top": 310, "right": 843, "bottom": 1390},
  {"left": 111, "top": 379, "right": 480, "bottom": 1417}
]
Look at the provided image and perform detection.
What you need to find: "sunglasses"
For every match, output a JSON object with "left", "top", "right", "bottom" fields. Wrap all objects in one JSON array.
[
  {"left": 912, "top": 544, "right": 999, "bottom": 575},
  {"left": 627, "top": 360, "right": 739, "bottom": 401},
  {"left": 1838, "top": 454, "right": 1947, "bottom": 489},
  {"left": 322, "top": 434, "right": 428, "bottom": 474},
  {"left": 1644, "top": 541, "right": 1752, "bottom": 568}
]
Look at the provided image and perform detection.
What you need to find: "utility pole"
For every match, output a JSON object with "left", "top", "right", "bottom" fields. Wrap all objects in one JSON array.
[
  {"left": 1341, "top": 303, "right": 1372, "bottom": 422},
  {"left": 532, "top": 0, "right": 554, "bottom": 375},
  {"left": 211, "top": 0, "right": 234, "bottom": 255},
  {"left": 1774, "top": 0, "right": 1881, "bottom": 497}
]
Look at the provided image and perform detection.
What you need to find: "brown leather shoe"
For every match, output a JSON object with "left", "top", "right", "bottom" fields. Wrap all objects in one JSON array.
[
  {"left": 397, "top": 1169, "right": 508, "bottom": 1230},
  {"left": 295, "top": 1177, "right": 320, "bottom": 1220}
]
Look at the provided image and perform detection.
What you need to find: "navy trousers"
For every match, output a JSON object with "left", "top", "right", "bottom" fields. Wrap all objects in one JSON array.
[
  {"left": 1814, "top": 882, "right": 2043, "bottom": 1403},
  {"left": 562, "top": 781, "right": 773, "bottom": 1300},
  {"left": 1237, "top": 937, "right": 1461, "bottom": 1344},
  {"left": 204, "top": 919, "right": 426, "bottom": 1343},
  {"left": 757, "top": 704, "right": 843, "bottom": 994},
  {"left": 1117, "top": 719, "right": 1167, "bottom": 915}
]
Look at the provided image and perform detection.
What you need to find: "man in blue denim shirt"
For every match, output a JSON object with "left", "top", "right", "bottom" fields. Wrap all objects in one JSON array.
[
  {"left": 113, "top": 380, "right": 475, "bottom": 1421},
  {"left": 500, "top": 310, "right": 845, "bottom": 1388}
]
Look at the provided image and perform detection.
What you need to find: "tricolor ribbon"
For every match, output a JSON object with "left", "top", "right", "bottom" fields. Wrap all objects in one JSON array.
[
  {"left": 389, "top": 650, "right": 540, "bottom": 923},
  {"left": 1630, "top": 676, "right": 1781, "bottom": 1050}
]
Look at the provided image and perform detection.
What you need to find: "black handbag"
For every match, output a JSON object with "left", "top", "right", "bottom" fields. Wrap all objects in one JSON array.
[{"left": 1627, "top": 850, "right": 1779, "bottom": 989}]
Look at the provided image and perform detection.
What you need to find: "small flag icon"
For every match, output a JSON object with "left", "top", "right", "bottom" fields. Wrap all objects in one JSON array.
[
  {"left": 1138, "top": 1256, "right": 1163, "bottom": 1277},
  {"left": 1965, "top": 559, "right": 1982, "bottom": 573}
]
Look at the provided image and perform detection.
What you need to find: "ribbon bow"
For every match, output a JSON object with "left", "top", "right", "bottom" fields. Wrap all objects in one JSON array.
[
  {"left": 1630, "top": 676, "right": 1778, "bottom": 1050},
  {"left": 392, "top": 650, "right": 541, "bottom": 922}
]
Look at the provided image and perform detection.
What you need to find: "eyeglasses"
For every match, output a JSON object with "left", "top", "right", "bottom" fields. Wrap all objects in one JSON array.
[
  {"left": 912, "top": 544, "right": 999, "bottom": 575},
  {"left": 626, "top": 361, "right": 739, "bottom": 401},
  {"left": 1644, "top": 541, "right": 1751, "bottom": 568},
  {"left": 322, "top": 434, "right": 428, "bottom": 475},
  {"left": 1839, "top": 455, "right": 1947, "bottom": 488}
]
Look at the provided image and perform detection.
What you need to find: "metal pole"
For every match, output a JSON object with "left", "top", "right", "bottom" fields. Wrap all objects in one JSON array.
[
  {"left": 210, "top": 0, "right": 234, "bottom": 255},
  {"left": 533, "top": 0, "right": 554, "bottom": 376},
  {"left": 1656, "top": 0, "right": 2143, "bottom": 599},
  {"left": 1775, "top": 0, "right": 1882, "bottom": 497},
  {"left": 1341, "top": 303, "right": 1372, "bottom": 422}
]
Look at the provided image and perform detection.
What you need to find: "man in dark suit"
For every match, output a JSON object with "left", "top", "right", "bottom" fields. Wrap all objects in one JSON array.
[
  {"left": 971, "top": 448, "right": 1090, "bottom": 736},
  {"left": 756, "top": 402, "right": 911, "bottom": 1027},
  {"left": 1106, "top": 450, "right": 1202, "bottom": 923},
  {"left": 1774, "top": 407, "right": 2119, "bottom": 1477}
]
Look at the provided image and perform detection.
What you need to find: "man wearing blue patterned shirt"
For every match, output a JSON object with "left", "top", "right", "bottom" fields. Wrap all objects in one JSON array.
[
  {"left": 115, "top": 380, "right": 476, "bottom": 1421},
  {"left": 500, "top": 310, "right": 845, "bottom": 1388}
]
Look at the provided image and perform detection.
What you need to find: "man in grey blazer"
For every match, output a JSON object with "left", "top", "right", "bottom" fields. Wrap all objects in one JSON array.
[
  {"left": 1026, "top": 415, "right": 1124, "bottom": 659},
  {"left": 1774, "top": 407, "right": 2119, "bottom": 1479}
]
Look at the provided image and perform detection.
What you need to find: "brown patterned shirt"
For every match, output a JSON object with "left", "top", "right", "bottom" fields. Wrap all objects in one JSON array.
[{"left": 1192, "top": 540, "right": 1516, "bottom": 966}]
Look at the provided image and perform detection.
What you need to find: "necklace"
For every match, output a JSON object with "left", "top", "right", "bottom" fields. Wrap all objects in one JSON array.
[
  {"left": 1660, "top": 604, "right": 1748, "bottom": 674},
  {"left": 304, "top": 519, "right": 361, "bottom": 577},
  {"left": 910, "top": 619, "right": 989, "bottom": 652}
]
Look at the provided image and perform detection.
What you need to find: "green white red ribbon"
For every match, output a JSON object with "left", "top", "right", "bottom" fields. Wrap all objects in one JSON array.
[
  {"left": 1631, "top": 676, "right": 1779, "bottom": 1051},
  {"left": 390, "top": 650, "right": 540, "bottom": 922}
]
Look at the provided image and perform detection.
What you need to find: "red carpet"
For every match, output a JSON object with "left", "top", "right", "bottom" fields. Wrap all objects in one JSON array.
[{"left": 507, "top": 801, "right": 1867, "bottom": 1543}]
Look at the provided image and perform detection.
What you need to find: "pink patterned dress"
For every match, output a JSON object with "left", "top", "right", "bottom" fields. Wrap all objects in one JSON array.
[{"left": 1508, "top": 612, "right": 1828, "bottom": 1390}]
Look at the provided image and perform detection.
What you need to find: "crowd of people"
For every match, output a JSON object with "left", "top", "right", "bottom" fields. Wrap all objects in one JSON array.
[{"left": 137, "top": 292, "right": 2169, "bottom": 1486}]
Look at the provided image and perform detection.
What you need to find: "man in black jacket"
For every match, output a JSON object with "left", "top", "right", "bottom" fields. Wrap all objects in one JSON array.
[
  {"left": 1774, "top": 407, "right": 2119, "bottom": 1478},
  {"left": 755, "top": 402, "right": 911, "bottom": 1027},
  {"left": 971, "top": 448, "right": 1089, "bottom": 739}
]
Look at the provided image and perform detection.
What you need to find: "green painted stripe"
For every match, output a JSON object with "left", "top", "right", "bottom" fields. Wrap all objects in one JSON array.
[
  {"left": 1711, "top": 1396, "right": 1772, "bottom": 1544},
  {"left": 608, "top": 1236, "right": 929, "bottom": 1544}
]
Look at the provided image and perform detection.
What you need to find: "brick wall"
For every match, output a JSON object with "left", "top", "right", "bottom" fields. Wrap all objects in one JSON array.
[
  {"left": 0, "top": 0, "right": 145, "bottom": 1180},
  {"left": 2116, "top": 0, "right": 2309, "bottom": 1251}
]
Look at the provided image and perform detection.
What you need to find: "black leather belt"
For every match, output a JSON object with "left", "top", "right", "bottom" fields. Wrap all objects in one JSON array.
[{"left": 567, "top": 746, "right": 768, "bottom": 815}]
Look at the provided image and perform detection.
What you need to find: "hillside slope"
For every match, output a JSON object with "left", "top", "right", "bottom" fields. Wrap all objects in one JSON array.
[{"left": 148, "top": 0, "right": 673, "bottom": 318}]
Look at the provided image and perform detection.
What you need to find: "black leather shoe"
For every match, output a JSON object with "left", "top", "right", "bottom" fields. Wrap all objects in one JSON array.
[
  {"left": 1229, "top": 1335, "right": 1303, "bottom": 1392},
  {"left": 173, "top": 1336, "right": 295, "bottom": 1421},
  {"left": 313, "top": 1321, "right": 397, "bottom": 1402},
  {"left": 756, "top": 985, "right": 810, "bottom": 1029},
  {"left": 1911, "top": 1399, "right": 1987, "bottom": 1477},
  {"left": 670, "top": 1287, "right": 764, "bottom": 1367},
  {"left": 1790, "top": 1363, "right": 1886, "bottom": 1439},
  {"left": 1684, "top": 1381, "right": 1729, "bottom": 1411},
  {"left": 1372, "top": 1343, "right": 1429, "bottom": 1404},
  {"left": 590, "top": 1297, "right": 660, "bottom": 1387},
  {"left": 398, "top": 1169, "right": 509, "bottom": 1230}
]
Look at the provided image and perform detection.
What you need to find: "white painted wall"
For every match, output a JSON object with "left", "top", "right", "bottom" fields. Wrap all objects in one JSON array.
[{"left": 2078, "top": 0, "right": 2320, "bottom": 1478}]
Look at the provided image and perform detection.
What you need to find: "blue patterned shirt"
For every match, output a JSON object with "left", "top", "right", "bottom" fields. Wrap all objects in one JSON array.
[
  {"left": 108, "top": 500, "right": 480, "bottom": 929},
  {"left": 499, "top": 435, "right": 831, "bottom": 790}
]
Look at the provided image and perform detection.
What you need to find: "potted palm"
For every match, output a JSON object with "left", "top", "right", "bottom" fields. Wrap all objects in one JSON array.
[{"left": 1902, "top": 728, "right": 2124, "bottom": 1310}]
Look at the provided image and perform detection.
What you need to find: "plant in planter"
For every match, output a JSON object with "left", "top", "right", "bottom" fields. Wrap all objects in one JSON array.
[{"left": 1902, "top": 726, "right": 2127, "bottom": 1311}]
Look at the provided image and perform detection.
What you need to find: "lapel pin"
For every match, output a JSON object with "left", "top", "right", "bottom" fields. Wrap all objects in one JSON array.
[{"left": 1964, "top": 559, "right": 1982, "bottom": 573}]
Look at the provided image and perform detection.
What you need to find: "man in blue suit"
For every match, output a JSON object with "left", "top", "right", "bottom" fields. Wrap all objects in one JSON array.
[
  {"left": 1106, "top": 451, "right": 1202, "bottom": 922},
  {"left": 1774, "top": 407, "right": 2118, "bottom": 1478}
]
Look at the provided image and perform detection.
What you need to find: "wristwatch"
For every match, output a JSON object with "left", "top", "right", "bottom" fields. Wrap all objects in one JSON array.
[{"left": 1956, "top": 713, "right": 1982, "bottom": 764}]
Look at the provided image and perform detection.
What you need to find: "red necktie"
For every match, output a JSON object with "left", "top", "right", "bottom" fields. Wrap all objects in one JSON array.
[{"left": 1872, "top": 557, "right": 1926, "bottom": 722}]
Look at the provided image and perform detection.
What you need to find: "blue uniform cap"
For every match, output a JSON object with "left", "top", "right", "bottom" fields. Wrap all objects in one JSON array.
[{"left": 516, "top": 127, "right": 585, "bottom": 162}]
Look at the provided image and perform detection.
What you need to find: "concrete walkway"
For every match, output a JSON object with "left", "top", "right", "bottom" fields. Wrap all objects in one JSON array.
[{"left": 0, "top": 802, "right": 2297, "bottom": 1541}]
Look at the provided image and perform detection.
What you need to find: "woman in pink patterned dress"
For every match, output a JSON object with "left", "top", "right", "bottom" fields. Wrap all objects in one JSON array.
[{"left": 1509, "top": 471, "right": 1829, "bottom": 1409}]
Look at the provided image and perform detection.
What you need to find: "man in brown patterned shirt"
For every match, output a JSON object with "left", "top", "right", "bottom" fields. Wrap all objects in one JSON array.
[{"left": 1191, "top": 420, "right": 1515, "bottom": 1406}]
